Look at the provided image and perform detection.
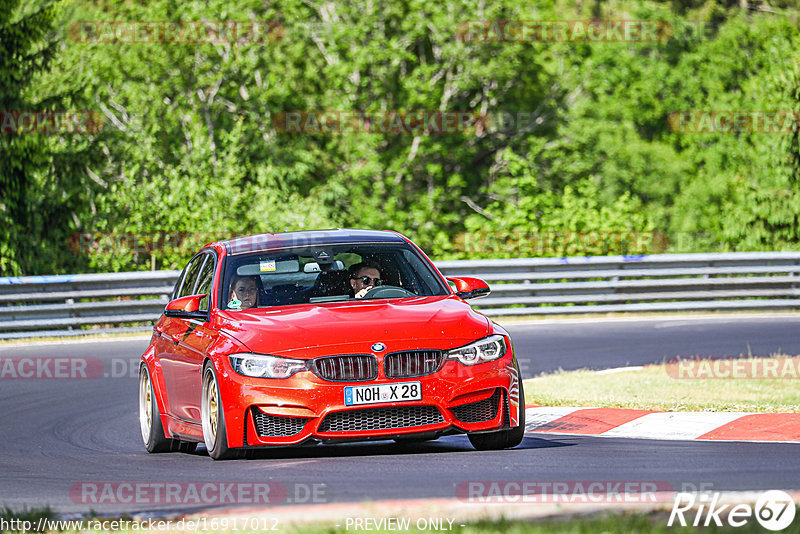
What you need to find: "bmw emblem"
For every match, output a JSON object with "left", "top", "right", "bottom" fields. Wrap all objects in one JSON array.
[{"left": 371, "top": 342, "right": 386, "bottom": 352}]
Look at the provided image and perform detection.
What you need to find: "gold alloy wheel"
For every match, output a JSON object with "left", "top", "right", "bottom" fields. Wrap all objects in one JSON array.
[
  {"left": 201, "top": 371, "right": 218, "bottom": 450},
  {"left": 139, "top": 368, "right": 152, "bottom": 444}
]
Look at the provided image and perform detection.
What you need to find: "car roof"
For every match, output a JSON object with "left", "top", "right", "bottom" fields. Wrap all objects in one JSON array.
[{"left": 219, "top": 229, "right": 408, "bottom": 255}]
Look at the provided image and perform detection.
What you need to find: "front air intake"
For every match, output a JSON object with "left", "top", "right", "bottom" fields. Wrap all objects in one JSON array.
[
  {"left": 252, "top": 410, "right": 308, "bottom": 437},
  {"left": 318, "top": 405, "right": 444, "bottom": 432},
  {"left": 450, "top": 389, "right": 501, "bottom": 423}
]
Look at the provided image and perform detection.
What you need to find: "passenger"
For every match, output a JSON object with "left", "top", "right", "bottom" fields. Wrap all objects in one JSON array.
[
  {"left": 228, "top": 274, "right": 259, "bottom": 309},
  {"left": 349, "top": 262, "right": 382, "bottom": 299}
]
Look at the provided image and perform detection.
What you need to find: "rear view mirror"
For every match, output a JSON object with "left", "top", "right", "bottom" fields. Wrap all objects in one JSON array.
[
  {"left": 304, "top": 260, "right": 345, "bottom": 273},
  {"left": 446, "top": 277, "right": 491, "bottom": 300}
]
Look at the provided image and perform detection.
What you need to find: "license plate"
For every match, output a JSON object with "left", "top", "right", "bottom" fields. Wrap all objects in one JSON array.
[{"left": 344, "top": 381, "right": 422, "bottom": 406}]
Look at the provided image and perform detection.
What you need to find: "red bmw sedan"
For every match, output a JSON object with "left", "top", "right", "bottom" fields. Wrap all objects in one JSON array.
[{"left": 139, "top": 229, "right": 525, "bottom": 459}]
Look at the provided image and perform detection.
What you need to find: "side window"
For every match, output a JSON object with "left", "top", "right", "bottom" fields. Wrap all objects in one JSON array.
[
  {"left": 172, "top": 258, "right": 195, "bottom": 300},
  {"left": 171, "top": 268, "right": 186, "bottom": 301},
  {"left": 178, "top": 255, "right": 204, "bottom": 298},
  {"left": 400, "top": 248, "right": 441, "bottom": 295},
  {"left": 195, "top": 255, "right": 215, "bottom": 311}
]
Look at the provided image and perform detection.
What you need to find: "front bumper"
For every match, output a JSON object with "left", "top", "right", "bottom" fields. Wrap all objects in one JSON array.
[{"left": 216, "top": 350, "right": 521, "bottom": 448}]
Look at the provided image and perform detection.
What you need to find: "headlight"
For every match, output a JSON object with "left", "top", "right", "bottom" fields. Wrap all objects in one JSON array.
[
  {"left": 229, "top": 353, "right": 308, "bottom": 378},
  {"left": 446, "top": 335, "right": 507, "bottom": 366}
]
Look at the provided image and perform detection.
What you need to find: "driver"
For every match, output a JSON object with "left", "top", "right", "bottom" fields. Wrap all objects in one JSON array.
[
  {"left": 349, "top": 262, "right": 382, "bottom": 299},
  {"left": 228, "top": 274, "right": 259, "bottom": 309}
]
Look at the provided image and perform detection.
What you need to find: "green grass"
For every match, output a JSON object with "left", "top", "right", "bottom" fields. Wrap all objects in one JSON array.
[
  {"left": 524, "top": 356, "right": 800, "bottom": 412},
  {"left": 0, "top": 506, "right": 57, "bottom": 531}
]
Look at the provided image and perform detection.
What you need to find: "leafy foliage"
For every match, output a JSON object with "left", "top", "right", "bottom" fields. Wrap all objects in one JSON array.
[{"left": 3, "top": 0, "right": 800, "bottom": 274}]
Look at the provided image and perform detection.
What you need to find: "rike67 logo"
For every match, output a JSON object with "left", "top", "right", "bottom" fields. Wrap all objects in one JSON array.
[{"left": 668, "top": 490, "right": 796, "bottom": 531}]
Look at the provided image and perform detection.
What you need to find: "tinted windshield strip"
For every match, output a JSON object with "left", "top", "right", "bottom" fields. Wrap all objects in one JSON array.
[
  {"left": 225, "top": 233, "right": 406, "bottom": 255},
  {"left": 218, "top": 243, "right": 448, "bottom": 310}
]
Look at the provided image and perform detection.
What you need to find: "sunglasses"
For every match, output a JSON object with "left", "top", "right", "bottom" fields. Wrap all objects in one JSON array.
[{"left": 353, "top": 276, "right": 382, "bottom": 286}]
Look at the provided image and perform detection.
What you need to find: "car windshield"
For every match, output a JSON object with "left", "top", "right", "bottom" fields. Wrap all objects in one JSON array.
[{"left": 219, "top": 242, "right": 449, "bottom": 310}]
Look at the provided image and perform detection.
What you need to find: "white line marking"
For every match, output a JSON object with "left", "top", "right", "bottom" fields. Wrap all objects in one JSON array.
[
  {"left": 596, "top": 366, "right": 644, "bottom": 375},
  {"left": 263, "top": 460, "right": 319, "bottom": 468},
  {"left": 601, "top": 411, "right": 752, "bottom": 440}
]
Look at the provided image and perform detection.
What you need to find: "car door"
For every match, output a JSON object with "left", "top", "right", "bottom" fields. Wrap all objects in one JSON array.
[
  {"left": 170, "top": 252, "right": 218, "bottom": 421},
  {"left": 157, "top": 253, "right": 206, "bottom": 421}
]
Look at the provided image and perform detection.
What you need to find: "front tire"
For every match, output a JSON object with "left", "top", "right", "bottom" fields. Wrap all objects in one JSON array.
[
  {"left": 468, "top": 381, "right": 526, "bottom": 451},
  {"left": 139, "top": 365, "right": 197, "bottom": 453},
  {"left": 202, "top": 363, "right": 243, "bottom": 460}
]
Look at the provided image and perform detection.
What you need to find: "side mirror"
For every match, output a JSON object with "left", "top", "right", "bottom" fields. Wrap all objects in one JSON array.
[
  {"left": 164, "top": 294, "right": 208, "bottom": 319},
  {"left": 446, "top": 277, "right": 491, "bottom": 300}
]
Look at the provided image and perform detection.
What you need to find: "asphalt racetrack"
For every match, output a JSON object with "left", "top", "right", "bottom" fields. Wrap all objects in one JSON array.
[{"left": 1, "top": 314, "right": 798, "bottom": 515}]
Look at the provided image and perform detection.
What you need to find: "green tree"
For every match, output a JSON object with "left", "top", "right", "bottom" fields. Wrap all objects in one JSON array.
[
  {"left": 0, "top": 0, "right": 103, "bottom": 275},
  {"left": 7, "top": 0, "right": 800, "bottom": 274}
]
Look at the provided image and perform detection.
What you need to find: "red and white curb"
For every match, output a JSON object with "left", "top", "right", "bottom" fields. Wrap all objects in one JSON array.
[{"left": 524, "top": 406, "right": 800, "bottom": 442}]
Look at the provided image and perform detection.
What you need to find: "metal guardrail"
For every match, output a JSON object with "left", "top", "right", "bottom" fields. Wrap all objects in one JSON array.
[
  {"left": 0, "top": 271, "right": 181, "bottom": 339},
  {"left": 1, "top": 252, "right": 799, "bottom": 338},
  {"left": 436, "top": 252, "right": 800, "bottom": 316}
]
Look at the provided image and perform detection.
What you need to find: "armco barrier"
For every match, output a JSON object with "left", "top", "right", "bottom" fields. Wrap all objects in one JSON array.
[{"left": 1, "top": 252, "right": 799, "bottom": 338}]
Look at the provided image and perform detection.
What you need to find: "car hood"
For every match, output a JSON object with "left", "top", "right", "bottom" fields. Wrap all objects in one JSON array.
[{"left": 214, "top": 295, "right": 491, "bottom": 357}]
